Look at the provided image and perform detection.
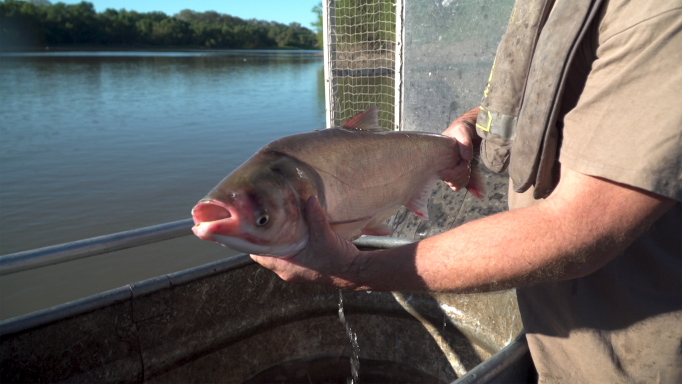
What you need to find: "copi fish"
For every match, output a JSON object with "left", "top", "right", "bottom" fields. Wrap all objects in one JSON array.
[{"left": 191, "top": 107, "right": 484, "bottom": 257}]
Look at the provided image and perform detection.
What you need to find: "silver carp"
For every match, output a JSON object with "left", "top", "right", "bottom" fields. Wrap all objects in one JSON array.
[{"left": 191, "top": 107, "right": 483, "bottom": 257}]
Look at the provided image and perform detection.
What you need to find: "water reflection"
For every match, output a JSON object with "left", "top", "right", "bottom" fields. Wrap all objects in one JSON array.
[{"left": 0, "top": 50, "right": 325, "bottom": 319}]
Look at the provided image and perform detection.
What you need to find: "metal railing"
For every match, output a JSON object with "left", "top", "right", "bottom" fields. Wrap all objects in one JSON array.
[
  {"left": 0, "top": 219, "right": 194, "bottom": 276},
  {"left": 0, "top": 219, "right": 416, "bottom": 277},
  {"left": 0, "top": 223, "right": 535, "bottom": 383}
]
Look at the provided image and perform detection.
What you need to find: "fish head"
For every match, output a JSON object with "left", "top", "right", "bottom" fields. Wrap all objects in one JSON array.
[{"left": 191, "top": 154, "right": 311, "bottom": 257}]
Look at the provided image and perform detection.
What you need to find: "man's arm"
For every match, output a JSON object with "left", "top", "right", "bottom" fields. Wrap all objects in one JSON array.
[
  {"left": 251, "top": 110, "right": 675, "bottom": 292},
  {"left": 354, "top": 164, "right": 675, "bottom": 292},
  {"left": 252, "top": 164, "right": 675, "bottom": 293}
]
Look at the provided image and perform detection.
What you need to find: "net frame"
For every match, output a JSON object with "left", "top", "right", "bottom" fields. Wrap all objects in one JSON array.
[{"left": 323, "top": 0, "right": 404, "bottom": 131}]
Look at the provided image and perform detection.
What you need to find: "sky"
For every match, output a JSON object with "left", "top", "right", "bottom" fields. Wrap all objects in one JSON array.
[{"left": 58, "top": 0, "right": 321, "bottom": 27}]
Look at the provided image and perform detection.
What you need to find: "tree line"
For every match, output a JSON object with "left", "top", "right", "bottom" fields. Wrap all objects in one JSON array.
[{"left": 0, "top": 0, "right": 320, "bottom": 50}]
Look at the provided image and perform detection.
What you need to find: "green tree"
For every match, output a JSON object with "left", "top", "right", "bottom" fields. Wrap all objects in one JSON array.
[
  {"left": 0, "top": 0, "right": 318, "bottom": 51},
  {"left": 311, "top": 2, "right": 322, "bottom": 48},
  {"left": 0, "top": 0, "right": 45, "bottom": 48}
]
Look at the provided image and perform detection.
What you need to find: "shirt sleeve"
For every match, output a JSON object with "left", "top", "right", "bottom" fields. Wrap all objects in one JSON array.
[{"left": 559, "top": 3, "right": 682, "bottom": 201}]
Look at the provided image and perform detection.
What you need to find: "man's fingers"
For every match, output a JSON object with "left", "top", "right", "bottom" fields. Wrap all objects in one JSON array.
[
  {"left": 442, "top": 161, "right": 471, "bottom": 192},
  {"left": 250, "top": 253, "right": 276, "bottom": 267},
  {"left": 305, "top": 195, "right": 324, "bottom": 220},
  {"left": 304, "top": 195, "right": 330, "bottom": 236},
  {"left": 444, "top": 107, "right": 480, "bottom": 162},
  {"left": 443, "top": 122, "right": 474, "bottom": 161},
  {"left": 251, "top": 195, "right": 361, "bottom": 288},
  {"left": 454, "top": 125, "right": 473, "bottom": 161}
]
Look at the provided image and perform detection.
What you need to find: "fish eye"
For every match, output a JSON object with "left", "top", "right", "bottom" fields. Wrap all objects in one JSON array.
[{"left": 255, "top": 211, "right": 269, "bottom": 226}]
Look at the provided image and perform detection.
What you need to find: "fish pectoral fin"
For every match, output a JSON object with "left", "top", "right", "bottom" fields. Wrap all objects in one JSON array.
[
  {"left": 361, "top": 207, "right": 400, "bottom": 236},
  {"left": 406, "top": 177, "right": 438, "bottom": 221},
  {"left": 330, "top": 221, "right": 367, "bottom": 240},
  {"left": 341, "top": 106, "right": 384, "bottom": 132},
  {"left": 361, "top": 222, "right": 393, "bottom": 236}
]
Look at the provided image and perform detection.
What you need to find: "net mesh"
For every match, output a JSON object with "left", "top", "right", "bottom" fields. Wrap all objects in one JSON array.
[{"left": 326, "top": 0, "right": 398, "bottom": 130}]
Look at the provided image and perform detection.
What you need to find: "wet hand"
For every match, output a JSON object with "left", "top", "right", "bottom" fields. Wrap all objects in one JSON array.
[{"left": 250, "top": 196, "right": 362, "bottom": 289}]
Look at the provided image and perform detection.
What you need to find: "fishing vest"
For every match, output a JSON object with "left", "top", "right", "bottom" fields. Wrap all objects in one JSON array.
[{"left": 476, "top": 0, "right": 605, "bottom": 198}]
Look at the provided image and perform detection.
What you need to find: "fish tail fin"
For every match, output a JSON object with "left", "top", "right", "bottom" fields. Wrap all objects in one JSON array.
[{"left": 466, "top": 162, "right": 485, "bottom": 200}]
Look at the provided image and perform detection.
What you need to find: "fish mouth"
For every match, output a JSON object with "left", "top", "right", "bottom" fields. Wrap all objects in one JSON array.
[
  {"left": 191, "top": 200, "right": 238, "bottom": 240},
  {"left": 192, "top": 199, "right": 232, "bottom": 224}
]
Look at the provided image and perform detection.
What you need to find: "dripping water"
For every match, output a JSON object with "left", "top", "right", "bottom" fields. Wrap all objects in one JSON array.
[
  {"left": 440, "top": 312, "right": 447, "bottom": 382},
  {"left": 338, "top": 290, "right": 360, "bottom": 384}
]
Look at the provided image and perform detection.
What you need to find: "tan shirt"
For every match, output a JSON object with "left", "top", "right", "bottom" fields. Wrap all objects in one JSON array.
[{"left": 509, "top": 0, "right": 682, "bottom": 382}]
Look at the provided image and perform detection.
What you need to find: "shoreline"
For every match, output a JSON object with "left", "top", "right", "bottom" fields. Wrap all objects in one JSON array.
[{"left": 1, "top": 44, "right": 323, "bottom": 54}]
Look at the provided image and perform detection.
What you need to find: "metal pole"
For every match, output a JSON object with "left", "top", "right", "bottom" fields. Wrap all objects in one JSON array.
[
  {"left": 323, "top": 0, "right": 337, "bottom": 129},
  {"left": 394, "top": 0, "right": 405, "bottom": 131},
  {"left": 0, "top": 219, "right": 194, "bottom": 276},
  {"left": 0, "top": 215, "right": 416, "bottom": 277}
]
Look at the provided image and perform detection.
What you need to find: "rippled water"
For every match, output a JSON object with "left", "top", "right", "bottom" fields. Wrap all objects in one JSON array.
[{"left": 0, "top": 50, "right": 325, "bottom": 319}]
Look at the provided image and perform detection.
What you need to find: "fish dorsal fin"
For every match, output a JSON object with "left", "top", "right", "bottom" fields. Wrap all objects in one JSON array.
[{"left": 341, "top": 107, "right": 383, "bottom": 132}]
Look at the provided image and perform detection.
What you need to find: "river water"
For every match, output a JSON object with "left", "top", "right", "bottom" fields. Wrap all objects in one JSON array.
[{"left": 0, "top": 50, "right": 325, "bottom": 320}]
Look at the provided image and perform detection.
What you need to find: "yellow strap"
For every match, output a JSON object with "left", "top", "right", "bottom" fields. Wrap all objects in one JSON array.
[
  {"left": 482, "top": 56, "right": 496, "bottom": 99},
  {"left": 476, "top": 106, "right": 492, "bottom": 132}
]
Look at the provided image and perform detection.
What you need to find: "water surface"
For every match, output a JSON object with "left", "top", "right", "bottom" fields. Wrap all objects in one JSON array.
[{"left": 0, "top": 50, "right": 325, "bottom": 319}]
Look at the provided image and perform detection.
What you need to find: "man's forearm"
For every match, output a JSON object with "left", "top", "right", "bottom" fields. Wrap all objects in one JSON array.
[
  {"left": 349, "top": 204, "right": 572, "bottom": 292},
  {"left": 347, "top": 165, "right": 674, "bottom": 293}
]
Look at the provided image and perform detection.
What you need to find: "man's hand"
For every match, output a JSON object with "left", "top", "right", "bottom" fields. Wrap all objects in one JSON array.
[
  {"left": 250, "top": 196, "right": 362, "bottom": 289},
  {"left": 442, "top": 107, "right": 481, "bottom": 192},
  {"left": 443, "top": 107, "right": 479, "bottom": 161}
]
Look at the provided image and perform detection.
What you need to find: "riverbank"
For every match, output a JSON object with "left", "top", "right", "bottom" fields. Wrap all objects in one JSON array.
[{"left": 1, "top": 44, "right": 324, "bottom": 54}]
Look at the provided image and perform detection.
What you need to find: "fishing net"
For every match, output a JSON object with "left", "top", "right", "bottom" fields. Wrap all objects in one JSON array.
[{"left": 324, "top": 0, "right": 400, "bottom": 131}]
